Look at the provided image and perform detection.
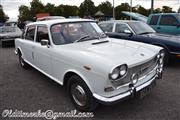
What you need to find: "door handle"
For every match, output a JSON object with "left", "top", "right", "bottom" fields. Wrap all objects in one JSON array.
[
  {"left": 157, "top": 27, "right": 161, "bottom": 29},
  {"left": 32, "top": 46, "right": 35, "bottom": 48}
]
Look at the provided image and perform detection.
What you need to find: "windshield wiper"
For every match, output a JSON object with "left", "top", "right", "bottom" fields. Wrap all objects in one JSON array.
[{"left": 74, "top": 35, "right": 90, "bottom": 43}]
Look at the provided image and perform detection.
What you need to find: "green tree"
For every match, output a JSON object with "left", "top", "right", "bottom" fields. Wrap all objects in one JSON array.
[
  {"left": 154, "top": 8, "right": 162, "bottom": 13},
  {"left": 137, "top": 6, "right": 148, "bottom": 16},
  {"left": 98, "top": 1, "right": 112, "bottom": 16},
  {"left": 115, "top": 3, "right": 130, "bottom": 20},
  {"left": 30, "top": 0, "right": 45, "bottom": 16},
  {"left": 0, "top": 5, "right": 9, "bottom": 22},
  {"left": 162, "top": 6, "right": 173, "bottom": 13},
  {"left": 79, "top": 0, "right": 96, "bottom": 17},
  {"left": 18, "top": 5, "right": 33, "bottom": 22}
]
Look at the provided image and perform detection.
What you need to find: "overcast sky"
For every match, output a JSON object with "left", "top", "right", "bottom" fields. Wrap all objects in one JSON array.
[{"left": 0, "top": 0, "right": 180, "bottom": 21}]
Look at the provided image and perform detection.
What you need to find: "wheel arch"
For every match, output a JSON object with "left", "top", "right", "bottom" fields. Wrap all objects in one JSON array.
[{"left": 63, "top": 70, "right": 93, "bottom": 93}]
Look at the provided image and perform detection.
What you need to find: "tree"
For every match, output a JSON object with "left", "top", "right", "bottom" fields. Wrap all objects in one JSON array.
[
  {"left": 0, "top": 5, "right": 9, "bottom": 22},
  {"left": 162, "top": 6, "right": 173, "bottom": 13},
  {"left": 115, "top": 3, "right": 130, "bottom": 20},
  {"left": 18, "top": 5, "right": 33, "bottom": 22},
  {"left": 79, "top": 0, "right": 96, "bottom": 17},
  {"left": 137, "top": 6, "right": 148, "bottom": 16},
  {"left": 154, "top": 8, "right": 162, "bottom": 13},
  {"left": 30, "top": 0, "right": 45, "bottom": 16},
  {"left": 98, "top": 1, "right": 112, "bottom": 16}
]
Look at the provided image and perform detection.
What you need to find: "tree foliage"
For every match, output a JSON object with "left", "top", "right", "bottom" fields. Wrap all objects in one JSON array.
[
  {"left": 97, "top": 1, "right": 112, "bottom": 16},
  {"left": 0, "top": 5, "right": 9, "bottom": 22},
  {"left": 79, "top": 0, "right": 96, "bottom": 17},
  {"left": 18, "top": 0, "right": 175, "bottom": 22}
]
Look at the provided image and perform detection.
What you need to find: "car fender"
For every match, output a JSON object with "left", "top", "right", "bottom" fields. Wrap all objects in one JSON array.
[{"left": 63, "top": 69, "right": 94, "bottom": 93}]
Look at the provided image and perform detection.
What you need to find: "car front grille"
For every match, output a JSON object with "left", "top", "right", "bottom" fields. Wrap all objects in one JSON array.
[{"left": 112, "top": 56, "right": 158, "bottom": 87}]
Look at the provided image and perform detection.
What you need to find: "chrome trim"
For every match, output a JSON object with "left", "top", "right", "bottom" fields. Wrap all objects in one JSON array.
[
  {"left": 93, "top": 74, "right": 157, "bottom": 103},
  {"left": 170, "top": 52, "right": 180, "bottom": 55}
]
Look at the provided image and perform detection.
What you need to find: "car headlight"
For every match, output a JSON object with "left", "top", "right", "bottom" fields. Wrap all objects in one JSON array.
[{"left": 109, "top": 64, "right": 128, "bottom": 80}]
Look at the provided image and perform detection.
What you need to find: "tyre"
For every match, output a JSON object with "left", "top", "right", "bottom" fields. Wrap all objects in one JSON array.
[
  {"left": 67, "top": 75, "right": 98, "bottom": 111},
  {"left": 162, "top": 49, "right": 170, "bottom": 65},
  {"left": 18, "top": 51, "right": 29, "bottom": 69}
]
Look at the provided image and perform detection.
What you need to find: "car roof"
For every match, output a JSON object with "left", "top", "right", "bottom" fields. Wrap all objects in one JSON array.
[
  {"left": 99, "top": 20, "right": 140, "bottom": 24},
  {"left": 27, "top": 19, "right": 94, "bottom": 27},
  {"left": 149, "top": 13, "right": 180, "bottom": 16}
]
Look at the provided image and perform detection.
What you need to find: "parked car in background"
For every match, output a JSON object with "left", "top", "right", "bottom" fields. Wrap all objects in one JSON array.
[
  {"left": 36, "top": 16, "right": 65, "bottom": 21},
  {"left": 15, "top": 19, "right": 164, "bottom": 111},
  {"left": 99, "top": 20, "right": 180, "bottom": 64},
  {"left": 122, "top": 12, "right": 180, "bottom": 35},
  {"left": 0, "top": 26, "right": 22, "bottom": 47}
]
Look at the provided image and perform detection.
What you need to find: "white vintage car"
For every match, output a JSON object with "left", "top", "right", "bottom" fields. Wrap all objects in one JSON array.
[{"left": 15, "top": 19, "right": 164, "bottom": 111}]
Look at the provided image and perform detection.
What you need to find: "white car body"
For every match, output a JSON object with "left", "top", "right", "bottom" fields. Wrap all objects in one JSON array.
[{"left": 15, "top": 19, "right": 163, "bottom": 106}]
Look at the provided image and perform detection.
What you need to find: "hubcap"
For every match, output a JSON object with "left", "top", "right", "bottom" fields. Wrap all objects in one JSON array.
[{"left": 71, "top": 84, "right": 87, "bottom": 107}]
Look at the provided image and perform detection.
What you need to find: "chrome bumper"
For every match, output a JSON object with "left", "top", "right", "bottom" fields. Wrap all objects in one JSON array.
[{"left": 93, "top": 73, "right": 158, "bottom": 103}]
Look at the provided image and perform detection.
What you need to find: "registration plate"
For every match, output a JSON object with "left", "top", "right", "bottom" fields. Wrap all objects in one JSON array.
[{"left": 138, "top": 81, "right": 156, "bottom": 99}]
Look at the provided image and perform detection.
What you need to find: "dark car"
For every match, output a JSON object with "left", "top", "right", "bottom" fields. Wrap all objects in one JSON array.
[{"left": 99, "top": 20, "right": 180, "bottom": 64}]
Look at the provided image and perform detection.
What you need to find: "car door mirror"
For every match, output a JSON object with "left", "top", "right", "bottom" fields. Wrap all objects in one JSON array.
[
  {"left": 41, "top": 39, "right": 49, "bottom": 47},
  {"left": 124, "top": 30, "right": 132, "bottom": 34},
  {"left": 124, "top": 30, "right": 133, "bottom": 36}
]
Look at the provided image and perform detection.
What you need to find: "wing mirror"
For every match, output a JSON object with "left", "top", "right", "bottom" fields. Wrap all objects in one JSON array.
[
  {"left": 124, "top": 30, "right": 132, "bottom": 34},
  {"left": 41, "top": 39, "right": 50, "bottom": 47},
  {"left": 124, "top": 30, "right": 133, "bottom": 36}
]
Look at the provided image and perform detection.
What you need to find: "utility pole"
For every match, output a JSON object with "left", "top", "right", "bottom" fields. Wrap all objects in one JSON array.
[
  {"left": 151, "top": 0, "right": 154, "bottom": 14},
  {"left": 113, "top": 0, "right": 115, "bottom": 20},
  {"left": 130, "top": 0, "right": 132, "bottom": 20}
]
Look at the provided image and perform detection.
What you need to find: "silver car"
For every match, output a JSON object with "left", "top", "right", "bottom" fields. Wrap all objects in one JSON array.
[{"left": 0, "top": 26, "right": 22, "bottom": 47}]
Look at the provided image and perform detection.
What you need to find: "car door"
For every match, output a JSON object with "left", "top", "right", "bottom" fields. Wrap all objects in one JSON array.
[
  {"left": 21, "top": 26, "right": 36, "bottom": 65},
  {"left": 158, "top": 15, "right": 180, "bottom": 35},
  {"left": 33, "top": 25, "right": 53, "bottom": 76}
]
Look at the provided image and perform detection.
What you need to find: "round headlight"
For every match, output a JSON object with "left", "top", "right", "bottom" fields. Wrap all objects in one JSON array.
[
  {"left": 110, "top": 68, "right": 120, "bottom": 80},
  {"left": 119, "top": 65, "right": 128, "bottom": 76}
]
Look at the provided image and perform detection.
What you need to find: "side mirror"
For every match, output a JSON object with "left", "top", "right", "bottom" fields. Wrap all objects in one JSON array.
[
  {"left": 124, "top": 30, "right": 132, "bottom": 34},
  {"left": 41, "top": 39, "right": 49, "bottom": 47}
]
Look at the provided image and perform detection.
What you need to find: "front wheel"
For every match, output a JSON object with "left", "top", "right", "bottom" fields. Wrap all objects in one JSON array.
[
  {"left": 18, "top": 52, "right": 29, "bottom": 69},
  {"left": 67, "top": 75, "right": 98, "bottom": 111}
]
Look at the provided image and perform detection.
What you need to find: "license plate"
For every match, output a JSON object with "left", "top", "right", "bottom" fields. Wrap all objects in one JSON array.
[{"left": 138, "top": 81, "right": 156, "bottom": 99}]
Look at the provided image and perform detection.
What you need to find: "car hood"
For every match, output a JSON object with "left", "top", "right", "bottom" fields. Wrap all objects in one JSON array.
[
  {"left": 122, "top": 11, "right": 148, "bottom": 23},
  {"left": 145, "top": 33, "right": 180, "bottom": 43},
  {"left": 56, "top": 38, "right": 161, "bottom": 72}
]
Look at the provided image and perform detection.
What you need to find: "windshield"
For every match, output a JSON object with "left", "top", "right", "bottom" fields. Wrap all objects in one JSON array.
[
  {"left": 51, "top": 22, "right": 106, "bottom": 45},
  {"left": 128, "top": 22, "right": 155, "bottom": 35}
]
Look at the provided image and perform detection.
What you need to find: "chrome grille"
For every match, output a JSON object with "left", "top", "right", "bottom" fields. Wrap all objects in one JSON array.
[{"left": 113, "top": 56, "right": 157, "bottom": 87}]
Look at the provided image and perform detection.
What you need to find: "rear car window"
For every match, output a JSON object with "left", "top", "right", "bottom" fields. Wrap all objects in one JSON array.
[
  {"left": 149, "top": 15, "right": 159, "bottom": 25},
  {"left": 159, "top": 15, "right": 178, "bottom": 26}
]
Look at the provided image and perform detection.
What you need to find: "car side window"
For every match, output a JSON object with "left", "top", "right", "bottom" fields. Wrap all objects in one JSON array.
[
  {"left": 25, "top": 26, "right": 35, "bottom": 41},
  {"left": 149, "top": 15, "right": 159, "bottom": 25},
  {"left": 99, "top": 23, "right": 113, "bottom": 32},
  {"left": 159, "top": 15, "right": 178, "bottom": 26},
  {"left": 36, "top": 26, "right": 49, "bottom": 43},
  {"left": 115, "top": 24, "right": 130, "bottom": 33}
]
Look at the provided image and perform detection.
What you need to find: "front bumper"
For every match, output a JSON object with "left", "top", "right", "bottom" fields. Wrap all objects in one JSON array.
[{"left": 93, "top": 69, "right": 161, "bottom": 104}]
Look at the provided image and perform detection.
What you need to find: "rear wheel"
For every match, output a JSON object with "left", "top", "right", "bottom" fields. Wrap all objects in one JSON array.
[{"left": 67, "top": 75, "right": 98, "bottom": 111}]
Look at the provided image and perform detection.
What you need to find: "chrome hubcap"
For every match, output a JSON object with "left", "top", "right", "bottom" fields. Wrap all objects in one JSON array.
[{"left": 71, "top": 84, "right": 87, "bottom": 107}]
